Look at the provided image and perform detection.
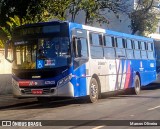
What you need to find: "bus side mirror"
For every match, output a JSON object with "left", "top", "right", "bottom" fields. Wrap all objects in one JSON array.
[{"left": 5, "top": 40, "right": 14, "bottom": 63}]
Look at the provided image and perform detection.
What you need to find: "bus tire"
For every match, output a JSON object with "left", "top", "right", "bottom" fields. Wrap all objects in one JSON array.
[
  {"left": 133, "top": 75, "right": 141, "bottom": 95},
  {"left": 88, "top": 78, "right": 99, "bottom": 103}
]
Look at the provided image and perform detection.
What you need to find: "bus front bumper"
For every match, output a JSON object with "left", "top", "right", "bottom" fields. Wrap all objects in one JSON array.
[{"left": 12, "top": 82, "right": 74, "bottom": 98}]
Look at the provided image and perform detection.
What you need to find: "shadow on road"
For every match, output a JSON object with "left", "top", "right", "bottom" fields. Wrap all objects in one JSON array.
[
  {"left": 141, "top": 83, "right": 160, "bottom": 90},
  {"left": 0, "top": 84, "right": 160, "bottom": 111},
  {"left": 101, "top": 84, "right": 160, "bottom": 100},
  {"left": 0, "top": 97, "right": 90, "bottom": 111}
]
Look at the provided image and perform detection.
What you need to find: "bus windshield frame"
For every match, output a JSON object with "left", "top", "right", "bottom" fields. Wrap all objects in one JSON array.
[{"left": 12, "top": 22, "right": 71, "bottom": 70}]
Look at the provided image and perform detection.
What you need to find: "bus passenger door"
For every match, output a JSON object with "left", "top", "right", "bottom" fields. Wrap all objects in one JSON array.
[{"left": 71, "top": 29, "right": 89, "bottom": 97}]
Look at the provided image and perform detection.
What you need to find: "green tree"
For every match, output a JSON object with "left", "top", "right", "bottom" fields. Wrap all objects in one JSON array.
[
  {"left": 0, "top": 0, "right": 32, "bottom": 26},
  {"left": 130, "top": 0, "right": 159, "bottom": 35},
  {"left": 0, "top": 0, "right": 132, "bottom": 47},
  {"left": 0, "top": 15, "right": 28, "bottom": 47},
  {"left": 0, "top": 40, "right": 3, "bottom": 48},
  {"left": 70, "top": 0, "right": 130, "bottom": 25},
  {"left": 26, "top": 0, "right": 72, "bottom": 22},
  {"left": 0, "top": 0, "right": 130, "bottom": 26}
]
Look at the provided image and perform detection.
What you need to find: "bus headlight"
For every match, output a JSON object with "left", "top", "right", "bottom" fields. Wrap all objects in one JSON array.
[{"left": 57, "top": 74, "right": 72, "bottom": 86}]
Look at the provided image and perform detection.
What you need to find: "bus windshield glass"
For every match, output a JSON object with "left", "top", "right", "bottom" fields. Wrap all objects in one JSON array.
[{"left": 13, "top": 37, "right": 71, "bottom": 69}]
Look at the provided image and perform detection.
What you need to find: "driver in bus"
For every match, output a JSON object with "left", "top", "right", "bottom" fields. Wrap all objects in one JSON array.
[{"left": 37, "top": 46, "right": 46, "bottom": 59}]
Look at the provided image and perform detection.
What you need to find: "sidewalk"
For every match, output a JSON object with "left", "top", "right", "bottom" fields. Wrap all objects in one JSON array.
[{"left": 0, "top": 74, "right": 12, "bottom": 95}]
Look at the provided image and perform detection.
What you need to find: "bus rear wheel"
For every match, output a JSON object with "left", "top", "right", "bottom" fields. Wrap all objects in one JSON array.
[
  {"left": 88, "top": 78, "right": 99, "bottom": 103},
  {"left": 133, "top": 75, "right": 141, "bottom": 95}
]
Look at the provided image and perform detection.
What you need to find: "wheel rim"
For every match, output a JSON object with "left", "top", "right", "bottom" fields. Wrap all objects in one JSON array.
[
  {"left": 90, "top": 81, "right": 98, "bottom": 99},
  {"left": 135, "top": 79, "right": 140, "bottom": 94}
]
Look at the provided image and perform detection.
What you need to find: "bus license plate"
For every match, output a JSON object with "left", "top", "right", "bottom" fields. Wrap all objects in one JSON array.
[{"left": 31, "top": 89, "right": 43, "bottom": 95}]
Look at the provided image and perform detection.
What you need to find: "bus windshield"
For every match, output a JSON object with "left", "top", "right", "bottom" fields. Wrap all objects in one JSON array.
[{"left": 13, "top": 37, "right": 71, "bottom": 69}]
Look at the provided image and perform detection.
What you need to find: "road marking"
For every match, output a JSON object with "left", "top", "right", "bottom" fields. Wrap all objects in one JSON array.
[
  {"left": 148, "top": 105, "right": 160, "bottom": 111},
  {"left": 92, "top": 126, "right": 104, "bottom": 129}
]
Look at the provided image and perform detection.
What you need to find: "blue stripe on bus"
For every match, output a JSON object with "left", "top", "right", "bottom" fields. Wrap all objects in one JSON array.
[{"left": 70, "top": 64, "right": 87, "bottom": 97}]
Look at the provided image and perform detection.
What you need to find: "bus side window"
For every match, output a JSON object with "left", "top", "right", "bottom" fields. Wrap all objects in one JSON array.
[
  {"left": 114, "top": 37, "right": 117, "bottom": 47},
  {"left": 77, "top": 38, "right": 82, "bottom": 57},
  {"left": 104, "top": 35, "right": 115, "bottom": 58},
  {"left": 147, "top": 42, "right": 154, "bottom": 59},
  {"left": 126, "top": 39, "right": 132, "bottom": 49},
  {"left": 72, "top": 36, "right": 89, "bottom": 69},
  {"left": 117, "top": 37, "right": 123, "bottom": 48},
  {"left": 122, "top": 39, "right": 126, "bottom": 48},
  {"left": 141, "top": 41, "right": 147, "bottom": 59},
  {"left": 112, "top": 37, "right": 115, "bottom": 47},
  {"left": 148, "top": 43, "right": 153, "bottom": 51},
  {"left": 134, "top": 40, "right": 141, "bottom": 59},
  {"left": 72, "top": 37, "right": 81, "bottom": 58},
  {"left": 138, "top": 41, "right": 141, "bottom": 49},
  {"left": 126, "top": 39, "right": 134, "bottom": 59},
  {"left": 115, "top": 37, "right": 126, "bottom": 58},
  {"left": 72, "top": 37, "right": 77, "bottom": 57},
  {"left": 141, "top": 42, "right": 145, "bottom": 50},
  {"left": 79, "top": 38, "right": 88, "bottom": 58},
  {"left": 90, "top": 33, "right": 101, "bottom": 45},
  {"left": 145, "top": 42, "right": 148, "bottom": 50},
  {"left": 90, "top": 32, "right": 103, "bottom": 59},
  {"left": 134, "top": 40, "right": 139, "bottom": 49},
  {"left": 104, "top": 35, "right": 112, "bottom": 47},
  {"left": 73, "top": 37, "right": 88, "bottom": 58}
]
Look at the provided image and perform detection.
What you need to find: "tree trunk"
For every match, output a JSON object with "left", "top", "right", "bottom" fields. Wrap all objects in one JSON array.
[{"left": 85, "top": 11, "right": 89, "bottom": 24}]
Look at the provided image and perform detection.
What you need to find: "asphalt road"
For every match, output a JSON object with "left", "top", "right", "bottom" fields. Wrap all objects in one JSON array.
[{"left": 0, "top": 85, "right": 160, "bottom": 129}]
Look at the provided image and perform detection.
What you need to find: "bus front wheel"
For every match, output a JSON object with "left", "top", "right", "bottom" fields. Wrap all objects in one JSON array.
[
  {"left": 88, "top": 78, "right": 99, "bottom": 103},
  {"left": 133, "top": 75, "right": 141, "bottom": 95}
]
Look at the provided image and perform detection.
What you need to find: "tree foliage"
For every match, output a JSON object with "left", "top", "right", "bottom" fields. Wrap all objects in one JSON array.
[
  {"left": 0, "top": 15, "right": 29, "bottom": 48},
  {"left": 0, "top": 0, "right": 31, "bottom": 26},
  {"left": 130, "top": 0, "right": 159, "bottom": 35},
  {"left": 1, "top": 0, "right": 155, "bottom": 47},
  {"left": 0, "top": 0, "right": 130, "bottom": 47},
  {"left": 69, "top": 0, "right": 130, "bottom": 25},
  {"left": 0, "top": 0, "right": 130, "bottom": 26},
  {"left": 26, "top": 0, "right": 72, "bottom": 22},
  {"left": 0, "top": 40, "right": 3, "bottom": 48},
  {"left": 70, "top": 0, "right": 102, "bottom": 24}
]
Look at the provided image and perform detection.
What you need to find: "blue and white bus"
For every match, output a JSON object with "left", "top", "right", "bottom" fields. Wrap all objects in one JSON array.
[
  {"left": 5, "top": 21, "right": 156, "bottom": 103},
  {"left": 153, "top": 40, "right": 160, "bottom": 83}
]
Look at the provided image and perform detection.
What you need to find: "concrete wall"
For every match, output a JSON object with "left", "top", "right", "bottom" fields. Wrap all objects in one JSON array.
[{"left": 0, "top": 49, "right": 12, "bottom": 94}]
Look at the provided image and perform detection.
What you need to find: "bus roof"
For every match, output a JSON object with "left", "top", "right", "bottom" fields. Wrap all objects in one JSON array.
[
  {"left": 14, "top": 21, "right": 153, "bottom": 42},
  {"left": 14, "top": 21, "right": 68, "bottom": 30},
  {"left": 81, "top": 24, "right": 153, "bottom": 42}
]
